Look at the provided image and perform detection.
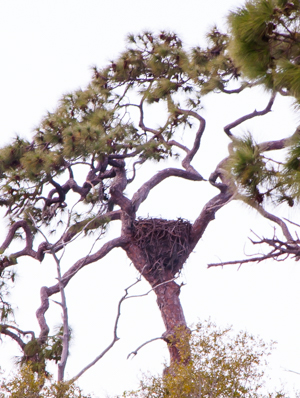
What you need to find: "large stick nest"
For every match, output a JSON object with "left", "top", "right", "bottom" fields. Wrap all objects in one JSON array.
[{"left": 132, "top": 218, "right": 192, "bottom": 279}]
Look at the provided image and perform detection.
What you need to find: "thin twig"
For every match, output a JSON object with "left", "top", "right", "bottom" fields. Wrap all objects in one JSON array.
[
  {"left": 283, "top": 217, "right": 300, "bottom": 228},
  {"left": 127, "top": 277, "right": 177, "bottom": 299},
  {"left": 127, "top": 337, "right": 163, "bottom": 359},
  {"left": 70, "top": 278, "right": 141, "bottom": 382}
]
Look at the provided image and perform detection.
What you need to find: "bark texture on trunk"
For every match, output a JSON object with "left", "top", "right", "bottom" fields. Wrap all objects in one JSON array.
[{"left": 125, "top": 241, "right": 189, "bottom": 365}]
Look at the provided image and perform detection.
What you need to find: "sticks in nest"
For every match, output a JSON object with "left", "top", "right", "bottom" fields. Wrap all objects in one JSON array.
[{"left": 132, "top": 218, "right": 191, "bottom": 278}]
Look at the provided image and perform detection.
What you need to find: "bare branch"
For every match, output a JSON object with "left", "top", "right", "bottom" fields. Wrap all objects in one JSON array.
[
  {"left": 51, "top": 249, "right": 69, "bottom": 382},
  {"left": 283, "top": 217, "right": 300, "bottom": 228},
  {"left": 208, "top": 253, "right": 281, "bottom": 268},
  {"left": 71, "top": 278, "right": 141, "bottom": 382},
  {"left": 224, "top": 92, "right": 276, "bottom": 138},
  {"left": 258, "top": 137, "right": 291, "bottom": 152},
  {"left": 284, "top": 368, "right": 300, "bottom": 376},
  {"left": 1, "top": 324, "right": 35, "bottom": 340},
  {"left": 0, "top": 221, "right": 38, "bottom": 263},
  {"left": 177, "top": 108, "right": 206, "bottom": 173},
  {"left": 190, "top": 190, "right": 233, "bottom": 248},
  {"left": 0, "top": 325, "right": 26, "bottom": 350},
  {"left": 55, "top": 210, "right": 122, "bottom": 251},
  {"left": 138, "top": 97, "right": 161, "bottom": 136},
  {"left": 36, "top": 236, "right": 127, "bottom": 345},
  {"left": 221, "top": 82, "right": 254, "bottom": 94},
  {"left": 127, "top": 277, "right": 177, "bottom": 299},
  {"left": 127, "top": 159, "right": 147, "bottom": 184},
  {"left": 132, "top": 168, "right": 204, "bottom": 212},
  {"left": 208, "top": 227, "right": 300, "bottom": 268},
  {"left": 127, "top": 337, "right": 163, "bottom": 359},
  {"left": 249, "top": 201, "right": 294, "bottom": 242}
]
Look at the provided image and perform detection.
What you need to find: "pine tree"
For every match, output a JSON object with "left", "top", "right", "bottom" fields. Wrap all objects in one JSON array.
[{"left": 1, "top": 0, "right": 300, "bottom": 390}]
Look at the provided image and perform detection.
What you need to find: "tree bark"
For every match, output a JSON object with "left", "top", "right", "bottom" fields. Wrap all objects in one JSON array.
[{"left": 125, "top": 242, "right": 189, "bottom": 365}]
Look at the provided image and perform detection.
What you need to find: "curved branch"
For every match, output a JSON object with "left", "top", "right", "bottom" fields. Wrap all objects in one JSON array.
[
  {"left": 221, "top": 83, "right": 252, "bottom": 94},
  {"left": 71, "top": 278, "right": 141, "bottom": 382},
  {"left": 127, "top": 337, "right": 163, "bottom": 359},
  {"left": 54, "top": 210, "right": 122, "bottom": 251},
  {"left": 3, "top": 325, "right": 35, "bottom": 340},
  {"left": 190, "top": 190, "right": 233, "bottom": 248},
  {"left": 0, "top": 325, "right": 26, "bottom": 350},
  {"left": 132, "top": 168, "right": 204, "bottom": 212},
  {"left": 177, "top": 108, "right": 206, "bottom": 172},
  {"left": 36, "top": 236, "right": 128, "bottom": 342},
  {"left": 224, "top": 92, "right": 276, "bottom": 138},
  {"left": 109, "top": 166, "right": 134, "bottom": 216},
  {"left": 138, "top": 98, "right": 161, "bottom": 136},
  {"left": 249, "top": 200, "right": 294, "bottom": 242},
  {"left": 58, "top": 236, "right": 128, "bottom": 289},
  {"left": 0, "top": 221, "right": 33, "bottom": 254},
  {"left": 167, "top": 139, "right": 190, "bottom": 154},
  {"left": 0, "top": 221, "right": 40, "bottom": 266},
  {"left": 36, "top": 286, "right": 50, "bottom": 344},
  {"left": 258, "top": 136, "right": 292, "bottom": 152}
]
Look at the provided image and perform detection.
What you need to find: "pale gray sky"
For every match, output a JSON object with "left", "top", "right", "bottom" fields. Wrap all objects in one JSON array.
[{"left": 1, "top": 1, "right": 300, "bottom": 397}]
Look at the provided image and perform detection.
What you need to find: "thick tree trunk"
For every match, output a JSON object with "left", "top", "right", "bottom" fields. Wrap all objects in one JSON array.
[
  {"left": 155, "top": 281, "right": 190, "bottom": 364},
  {"left": 125, "top": 242, "right": 189, "bottom": 365}
]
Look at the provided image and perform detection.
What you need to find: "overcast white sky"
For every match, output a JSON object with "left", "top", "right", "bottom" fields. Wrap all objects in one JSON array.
[{"left": 1, "top": 1, "right": 300, "bottom": 397}]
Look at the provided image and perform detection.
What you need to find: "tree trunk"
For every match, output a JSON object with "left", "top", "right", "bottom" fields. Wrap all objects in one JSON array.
[{"left": 125, "top": 242, "right": 189, "bottom": 365}]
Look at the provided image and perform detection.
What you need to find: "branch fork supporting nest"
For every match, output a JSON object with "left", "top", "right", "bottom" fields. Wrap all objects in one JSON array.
[{"left": 132, "top": 218, "right": 191, "bottom": 280}]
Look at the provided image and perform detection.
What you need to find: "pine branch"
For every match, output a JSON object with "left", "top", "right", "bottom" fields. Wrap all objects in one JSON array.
[{"left": 224, "top": 92, "right": 276, "bottom": 138}]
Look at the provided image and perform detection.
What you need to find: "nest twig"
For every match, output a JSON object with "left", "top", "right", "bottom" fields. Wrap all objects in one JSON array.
[{"left": 132, "top": 218, "right": 191, "bottom": 279}]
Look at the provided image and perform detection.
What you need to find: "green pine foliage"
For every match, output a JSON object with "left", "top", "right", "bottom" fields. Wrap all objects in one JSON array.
[
  {"left": 226, "top": 134, "right": 270, "bottom": 202},
  {"left": 2, "top": 1, "right": 300, "bottom": 389},
  {"left": 0, "top": 31, "right": 241, "bottom": 229},
  {"left": 228, "top": 0, "right": 300, "bottom": 96},
  {"left": 18, "top": 326, "right": 72, "bottom": 376}
]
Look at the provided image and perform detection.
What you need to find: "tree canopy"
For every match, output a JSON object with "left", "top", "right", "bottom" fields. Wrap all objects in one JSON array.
[
  {"left": 124, "top": 320, "right": 288, "bottom": 398},
  {"left": 1, "top": 0, "right": 300, "bottom": 394}
]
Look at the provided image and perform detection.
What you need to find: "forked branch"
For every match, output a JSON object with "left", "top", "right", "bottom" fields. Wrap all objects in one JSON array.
[{"left": 71, "top": 278, "right": 141, "bottom": 382}]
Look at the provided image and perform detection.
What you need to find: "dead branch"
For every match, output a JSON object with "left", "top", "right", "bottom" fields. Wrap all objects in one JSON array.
[
  {"left": 51, "top": 249, "right": 69, "bottom": 382},
  {"left": 249, "top": 201, "right": 294, "bottom": 242},
  {"left": 284, "top": 368, "right": 300, "bottom": 376},
  {"left": 283, "top": 217, "right": 300, "bottom": 228},
  {"left": 36, "top": 236, "right": 128, "bottom": 345},
  {"left": 71, "top": 278, "right": 141, "bottom": 382},
  {"left": 127, "top": 337, "right": 163, "bottom": 359},
  {"left": 207, "top": 253, "right": 283, "bottom": 268},
  {"left": 127, "top": 277, "right": 178, "bottom": 299},
  {"left": 208, "top": 229, "right": 300, "bottom": 268}
]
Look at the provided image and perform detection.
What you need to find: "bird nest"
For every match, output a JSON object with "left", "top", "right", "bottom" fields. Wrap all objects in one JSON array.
[{"left": 132, "top": 218, "right": 192, "bottom": 279}]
